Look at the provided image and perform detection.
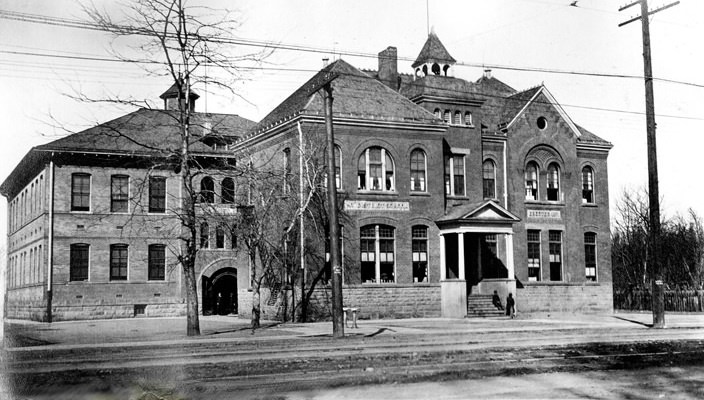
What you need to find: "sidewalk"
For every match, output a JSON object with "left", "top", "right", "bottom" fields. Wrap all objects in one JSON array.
[{"left": 3, "top": 311, "right": 703, "bottom": 350}]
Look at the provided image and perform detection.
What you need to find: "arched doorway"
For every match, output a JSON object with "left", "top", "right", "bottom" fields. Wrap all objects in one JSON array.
[{"left": 202, "top": 267, "right": 238, "bottom": 315}]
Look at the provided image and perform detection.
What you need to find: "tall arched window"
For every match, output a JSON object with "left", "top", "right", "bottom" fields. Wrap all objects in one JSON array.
[
  {"left": 360, "top": 224, "right": 395, "bottom": 283},
  {"left": 357, "top": 147, "right": 394, "bottom": 192},
  {"left": 582, "top": 166, "right": 594, "bottom": 204},
  {"left": 547, "top": 163, "right": 560, "bottom": 201},
  {"left": 453, "top": 111, "right": 462, "bottom": 125},
  {"left": 215, "top": 226, "right": 225, "bottom": 249},
  {"left": 412, "top": 225, "right": 428, "bottom": 283},
  {"left": 482, "top": 160, "right": 496, "bottom": 199},
  {"left": 200, "top": 176, "right": 214, "bottom": 203},
  {"left": 410, "top": 149, "right": 426, "bottom": 192},
  {"left": 443, "top": 110, "right": 451, "bottom": 123},
  {"left": 221, "top": 178, "right": 235, "bottom": 204},
  {"left": 525, "top": 162, "right": 539, "bottom": 201}
]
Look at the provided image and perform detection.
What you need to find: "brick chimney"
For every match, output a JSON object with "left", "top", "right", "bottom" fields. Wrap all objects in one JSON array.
[{"left": 378, "top": 46, "right": 398, "bottom": 90}]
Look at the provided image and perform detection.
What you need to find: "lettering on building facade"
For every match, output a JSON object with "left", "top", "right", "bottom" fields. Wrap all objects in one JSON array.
[
  {"left": 527, "top": 209, "right": 561, "bottom": 220},
  {"left": 344, "top": 200, "right": 410, "bottom": 212}
]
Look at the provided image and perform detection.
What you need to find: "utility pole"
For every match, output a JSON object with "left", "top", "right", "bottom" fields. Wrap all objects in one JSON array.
[
  {"left": 323, "top": 82, "right": 345, "bottom": 338},
  {"left": 619, "top": 0, "right": 679, "bottom": 329},
  {"left": 306, "top": 69, "right": 344, "bottom": 337}
]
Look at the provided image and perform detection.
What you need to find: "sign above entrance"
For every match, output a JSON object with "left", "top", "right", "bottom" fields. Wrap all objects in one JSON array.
[
  {"left": 527, "top": 209, "right": 561, "bottom": 220},
  {"left": 344, "top": 200, "right": 410, "bottom": 212}
]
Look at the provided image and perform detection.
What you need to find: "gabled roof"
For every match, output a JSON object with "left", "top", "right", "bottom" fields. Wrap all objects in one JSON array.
[
  {"left": 160, "top": 80, "right": 200, "bottom": 100},
  {"left": 412, "top": 31, "right": 456, "bottom": 68},
  {"left": 250, "top": 59, "right": 440, "bottom": 134},
  {"left": 37, "top": 108, "right": 254, "bottom": 156},
  {"left": 437, "top": 200, "right": 521, "bottom": 225}
]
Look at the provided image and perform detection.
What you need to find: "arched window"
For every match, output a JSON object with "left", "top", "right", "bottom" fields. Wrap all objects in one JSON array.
[
  {"left": 443, "top": 110, "right": 451, "bottom": 123},
  {"left": 465, "top": 112, "right": 473, "bottom": 126},
  {"left": 360, "top": 224, "right": 395, "bottom": 283},
  {"left": 200, "top": 176, "right": 214, "bottom": 203},
  {"left": 482, "top": 160, "right": 496, "bottom": 199},
  {"left": 432, "top": 63, "right": 441, "bottom": 75},
  {"left": 453, "top": 111, "right": 462, "bottom": 125},
  {"left": 357, "top": 147, "right": 394, "bottom": 192},
  {"left": 410, "top": 149, "right": 426, "bottom": 192},
  {"left": 221, "top": 178, "right": 235, "bottom": 204},
  {"left": 412, "top": 225, "right": 428, "bottom": 283},
  {"left": 443, "top": 64, "right": 450, "bottom": 76},
  {"left": 582, "top": 166, "right": 594, "bottom": 204},
  {"left": 215, "top": 226, "right": 225, "bottom": 249},
  {"left": 200, "top": 222, "right": 209, "bottom": 248},
  {"left": 547, "top": 163, "right": 560, "bottom": 201},
  {"left": 434, "top": 108, "right": 441, "bottom": 119},
  {"left": 525, "top": 162, "right": 539, "bottom": 201}
]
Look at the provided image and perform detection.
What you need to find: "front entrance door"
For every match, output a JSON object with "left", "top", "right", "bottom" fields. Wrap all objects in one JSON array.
[{"left": 202, "top": 268, "right": 238, "bottom": 315}]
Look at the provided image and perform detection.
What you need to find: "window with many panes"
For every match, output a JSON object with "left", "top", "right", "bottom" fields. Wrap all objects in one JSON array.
[
  {"left": 525, "top": 162, "right": 538, "bottom": 201},
  {"left": 200, "top": 176, "right": 215, "bottom": 203},
  {"left": 69, "top": 244, "right": 89, "bottom": 281},
  {"left": 547, "top": 163, "right": 560, "bottom": 201},
  {"left": 584, "top": 232, "right": 597, "bottom": 281},
  {"left": 548, "top": 230, "right": 562, "bottom": 281},
  {"left": 410, "top": 149, "right": 426, "bottom": 192},
  {"left": 71, "top": 173, "right": 91, "bottom": 211},
  {"left": 148, "top": 244, "right": 165, "bottom": 281},
  {"left": 453, "top": 111, "right": 462, "bottom": 125},
  {"left": 483, "top": 160, "right": 496, "bottom": 199},
  {"left": 360, "top": 224, "right": 395, "bottom": 283},
  {"left": 111, "top": 175, "right": 129, "bottom": 213},
  {"left": 357, "top": 147, "right": 394, "bottom": 192},
  {"left": 412, "top": 226, "right": 428, "bottom": 283},
  {"left": 527, "top": 230, "right": 541, "bottom": 281},
  {"left": 149, "top": 176, "right": 166, "bottom": 213},
  {"left": 110, "top": 244, "right": 128, "bottom": 281},
  {"left": 445, "top": 155, "right": 465, "bottom": 196},
  {"left": 465, "top": 112, "right": 473, "bottom": 126},
  {"left": 582, "top": 166, "right": 594, "bottom": 204}
]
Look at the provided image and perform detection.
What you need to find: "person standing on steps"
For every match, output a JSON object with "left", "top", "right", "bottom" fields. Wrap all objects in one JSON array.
[
  {"left": 506, "top": 292, "right": 516, "bottom": 318},
  {"left": 492, "top": 290, "right": 504, "bottom": 311}
]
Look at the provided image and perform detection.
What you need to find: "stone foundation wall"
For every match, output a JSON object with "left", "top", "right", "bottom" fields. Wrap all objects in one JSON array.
[
  {"left": 517, "top": 282, "right": 613, "bottom": 313},
  {"left": 50, "top": 301, "right": 186, "bottom": 321},
  {"left": 237, "top": 284, "right": 442, "bottom": 321}
]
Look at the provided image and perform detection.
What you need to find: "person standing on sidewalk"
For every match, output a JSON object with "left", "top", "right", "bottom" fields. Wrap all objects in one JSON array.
[{"left": 506, "top": 293, "right": 516, "bottom": 318}]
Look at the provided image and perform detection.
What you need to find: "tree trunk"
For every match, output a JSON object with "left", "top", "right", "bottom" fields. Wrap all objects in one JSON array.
[
  {"left": 183, "top": 259, "right": 200, "bottom": 336},
  {"left": 250, "top": 250, "right": 261, "bottom": 329}
]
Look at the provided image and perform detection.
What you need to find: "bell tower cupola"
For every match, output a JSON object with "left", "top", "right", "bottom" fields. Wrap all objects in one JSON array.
[{"left": 412, "top": 28, "right": 456, "bottom": 79}]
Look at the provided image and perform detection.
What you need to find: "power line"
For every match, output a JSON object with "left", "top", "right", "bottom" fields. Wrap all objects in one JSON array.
[
  {"left": 2, "top": 48, "right": 703, "bottom": 122},
  {"left": 1, "top": 9, "right": 703, "bottom": 89}
]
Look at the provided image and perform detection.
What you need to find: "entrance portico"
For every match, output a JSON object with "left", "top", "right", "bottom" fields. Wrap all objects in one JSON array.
[{"left": 436, "top": 201, "right": 520, "bottom": 318}]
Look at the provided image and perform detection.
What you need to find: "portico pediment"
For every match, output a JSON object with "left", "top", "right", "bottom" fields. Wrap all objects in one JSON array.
[{"left": 436, "top": 200, "right": 520, "bottom": 230}]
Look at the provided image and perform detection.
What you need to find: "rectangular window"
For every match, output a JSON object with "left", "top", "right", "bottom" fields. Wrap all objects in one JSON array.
[
  {"left": 378, "top": 226, "right": 395, "bottom": 283},
  {"left": 585, "top": 233, "right": 597, "bottom": 281},
  {"left": 110, "top": 244, "right": 128, "bottom": 281},
  {"left": 71, "top": 173, "right": 91, "bottom": 211},
  {"left": 111, "top": 175, "right": 129, "bottom": 213},
  {"left": 148, "top": 244, "right": 166, "bottom": 281},
  {"left": 548, "top": 230, "right": 562, "bottom": 281},
  {"left": 69, "top": 244, "right": 89, "bottom": 281},
  {"left": 216, "top": 226, "right": 225, "bottom": 249},
  {"left": 527, "top": 230, "right": 541, "bottom": 281},
  {"left": 453, "top": 156, "right": 465, "bottom": 196},
  {"left": 360, "top": 227, "right": 376, "bottom": 283},
  {"left": 412, "top": 226, "right": 428, "bottom": 283},
  {"left": 149, "top": 177, "right": 166, "bottom": 213},
  {"left": 200, "top": 223, "right": 209, "bottom": 249}
]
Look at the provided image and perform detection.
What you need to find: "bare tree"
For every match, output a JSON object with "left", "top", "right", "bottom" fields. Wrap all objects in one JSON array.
[{"left": 80, "top": 0, "right": 268, "bottom": 335}]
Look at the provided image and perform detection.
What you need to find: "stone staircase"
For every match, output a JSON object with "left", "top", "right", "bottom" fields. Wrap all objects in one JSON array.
[{"left": 467, "top": 295, "right": 504, "bottom": 318}]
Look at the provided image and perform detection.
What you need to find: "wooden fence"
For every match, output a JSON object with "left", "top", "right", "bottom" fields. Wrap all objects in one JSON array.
[{"left": 614, "top": 289, "right": 704, "bottom": 312}]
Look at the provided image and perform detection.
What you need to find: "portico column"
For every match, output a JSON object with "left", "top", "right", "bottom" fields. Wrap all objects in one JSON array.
[
  {"left": 506, "top": 233, "right": 515, "bottom": 280},
  {"left": 458, "top": 232, "right": 465, "bottom": 280},
  {"left": 439, "top": 234, "right": 446, "bottom": 280}
]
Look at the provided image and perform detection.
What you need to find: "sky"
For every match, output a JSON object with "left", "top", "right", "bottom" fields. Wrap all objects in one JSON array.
[{"left": 0, "top": 0, "right": 703, "bottom": 251}]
